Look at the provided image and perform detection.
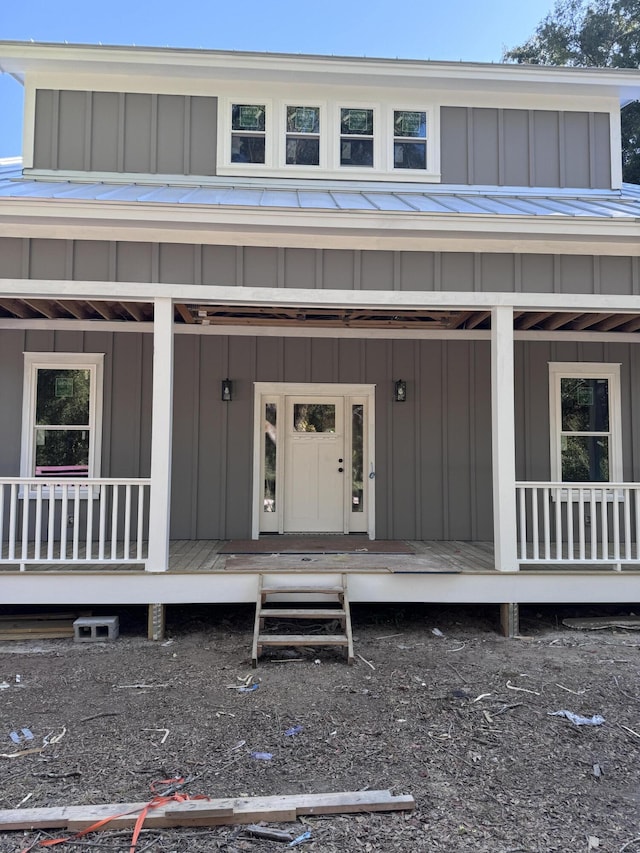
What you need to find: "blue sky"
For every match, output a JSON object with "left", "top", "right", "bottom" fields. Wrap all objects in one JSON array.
[{"left": 0, "top": 0, "right": 555, "bottom": 158}]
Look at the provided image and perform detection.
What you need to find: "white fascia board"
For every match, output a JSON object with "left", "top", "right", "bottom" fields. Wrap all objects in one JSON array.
[
  {"left": 4, "top": 278, "right": 640, "bottom": 314},
  {"left": 0, "top": 200, "right": 639, "bottom": 255},
  {"left": 3, "top": 42, "right": 640, "bottom": 101}
]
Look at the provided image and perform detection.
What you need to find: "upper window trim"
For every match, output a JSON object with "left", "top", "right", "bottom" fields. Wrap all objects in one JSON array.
[
  {"left": 548, "top": 361, "right": 622, "bottom": 484},
  {"left": 20, "top": 353, "right": 104, "bottom": 488},
  {"left": 218, "top": 97, "right": 438, "bottom": 181}
]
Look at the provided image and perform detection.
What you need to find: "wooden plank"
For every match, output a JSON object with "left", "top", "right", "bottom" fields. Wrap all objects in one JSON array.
[
  {"left": 563, "top": 615, "right": 640, "bottom": 630},
  {"left": 225, "top": 554, "right": 460, "bottom": 573},
  {"left": 0, "top": 790, "right": 415, "bottom": 832},
  {"left": 260, "top": 608, "right": 346, "bottom": 619},
  {"left": 257, "top": 634, "right": 349, "bottom": 646}
]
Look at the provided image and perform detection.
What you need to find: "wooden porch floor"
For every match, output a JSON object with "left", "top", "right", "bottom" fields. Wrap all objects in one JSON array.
[{"left": 0, "top": 539, "right": 497, "bottom": 573}]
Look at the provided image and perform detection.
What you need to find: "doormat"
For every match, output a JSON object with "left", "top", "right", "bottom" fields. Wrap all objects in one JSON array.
[{"left": 221, "top": 536, "right": 415, "bottom": 555}]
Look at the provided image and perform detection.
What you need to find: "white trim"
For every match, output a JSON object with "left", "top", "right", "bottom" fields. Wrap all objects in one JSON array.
[
  {"left": 19, "top": 352, "right": 104, "bottom": 492},
  {"left": 251, "top": 382, "right": 376, "bottom": 540},
  {"left": 22, "top": 85, "right": 35, "bottom": 169},
  {"left": 147, "top": 297, "right": 174, "bottom": 572},
  {"left": 491, "top": 307, "right": 518, "bottom": 572},
  {"left": 6, "top": 279, "right": 640, "bottom": 312},
  {"left": 548, "top": 361, "right": 623, "bottom": 484},
  {"left": 610, "top": 108, "right": 623, "bottom": 190}
]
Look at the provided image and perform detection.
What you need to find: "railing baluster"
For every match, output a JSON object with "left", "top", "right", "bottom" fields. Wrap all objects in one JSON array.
[
  {"left": 47, "top": 487, "right": 55, "bottom": 560},
  {"left": 86, "top": 485, "right": 94, "bottom": 560},
  {"left": 98, "top": 485, "right": 106, "bottom": 560},
  {"left": 624, "top": 487, "right": 631, "bottom": 561},
  {"left": 578, "top": 488, "right": 585, "bottom": 561},
  {"left": 60, "top": 484, "right": 68, "bottom": 560},
  {"left": 124, "top": 485, "right": 132, "bottom": 560},
  {"left": 21, "top": 483, "right": 30, "bottom": 563},
  {"left": 34, "top": 483, "right": 43, "bottom": 560},
  {"left": 612, "top": 486, "right": 620, "bottom": 563},
  {"left": 137, "top": 485, "right": 145, "bottom": 562},
  {"left": 635, "top": 487, "right": 640, "bottom": 561},
  {"left": 0, "top": 483, "right": 4, "bottom": 560},
  {"left": 600, "top": 489, "right": 609, "bottom": 560},
  {"left": 8, "top": 483, "right": 17, "bottom": 561},
  {"left": 72, "top": 483, "right": 80, "bottom": 561},
  {"left": 590, "top": 488, "right": 597, "bottom": 561},
  {"left": 111, "top": 485, "right": 119, "bottom": 559},
  {"left": 566, "top": 493, "right": 574, "bottom": 561},
  {"left": 555, "top": 488, "right": 562, "bottom": 560},
  {"left": 543, "top": 487, "right": 550, "bottom": 560},
  {"left": 530, "top": 488, "right": 538, "bottom": 561}
]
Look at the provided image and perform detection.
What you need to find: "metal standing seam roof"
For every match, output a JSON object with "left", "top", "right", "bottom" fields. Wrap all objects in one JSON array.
[{"left": 1, "top": 162, "right": 640, "bottom": 219}]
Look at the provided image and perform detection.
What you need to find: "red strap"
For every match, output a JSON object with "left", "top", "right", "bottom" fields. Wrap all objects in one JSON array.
[{"left": 22, "top": 779, "right": 208, "bottom": 853}]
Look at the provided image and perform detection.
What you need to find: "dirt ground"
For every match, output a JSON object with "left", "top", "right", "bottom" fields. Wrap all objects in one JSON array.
[{"left": 0, "top": 603, "right": 639, "bottom": 853}]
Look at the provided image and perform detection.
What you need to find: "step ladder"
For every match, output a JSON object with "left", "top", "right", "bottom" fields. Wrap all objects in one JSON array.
[{"left": 252, "top": 573, "right": 354, "bottom": 667}]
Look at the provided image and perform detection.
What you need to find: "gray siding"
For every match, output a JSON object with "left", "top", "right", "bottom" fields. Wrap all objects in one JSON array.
[
  {"left": 32, "top": 90, "right": 217, "bottom": 176},
  {"left": 3, "top": 332, "right": 640, "bottom": 541},
  {"left": 3, "top": 237, "right": 640, "bottom": 297},
  {"left": 440, "top": 107, "right": 612, "bottom": 189}
]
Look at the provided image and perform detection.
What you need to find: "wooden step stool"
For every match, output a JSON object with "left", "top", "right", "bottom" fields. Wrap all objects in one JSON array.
[{"left": 252, "top": 573, "right": 354, "bottom": 667}]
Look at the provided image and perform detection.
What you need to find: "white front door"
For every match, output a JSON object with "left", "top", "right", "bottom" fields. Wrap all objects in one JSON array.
[
  {"left": 253, "top": 382, "right": 375, "bottom": 538},
  {"left": 284, "top": 396, "right": 345, "bottom": 533}
]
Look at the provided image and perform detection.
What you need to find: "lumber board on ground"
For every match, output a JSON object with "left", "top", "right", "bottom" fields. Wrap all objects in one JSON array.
[
  {"left": 0, "top": 790, "right": 415, "bottom": 832},
  {"left": 563, "top": 615, "right": 640, "bottom": 630}
]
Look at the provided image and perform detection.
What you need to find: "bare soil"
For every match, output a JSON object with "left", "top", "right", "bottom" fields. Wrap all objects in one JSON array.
[{"left": 0, "top": 604, "right": 639, "bottom": 853}]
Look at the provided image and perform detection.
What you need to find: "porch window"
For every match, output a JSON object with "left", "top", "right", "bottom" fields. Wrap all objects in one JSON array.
[
  {"left": 549, "top": 363, "right": 622, "bottom": 483},
  {"left": 20, "top": 353, "right": 104, "bottom": 482},
  {"left": 286, "top": 106, "right": 320, "bottom": 166}
]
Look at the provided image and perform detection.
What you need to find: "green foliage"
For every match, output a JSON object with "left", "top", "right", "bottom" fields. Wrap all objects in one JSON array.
[{"left": 504, "top": 0, "right": 640, "bottom": 183}]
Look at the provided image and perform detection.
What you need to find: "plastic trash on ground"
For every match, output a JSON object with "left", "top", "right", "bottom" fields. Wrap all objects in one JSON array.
[
  {"left": 250, "top": 751, "right": 273, "bottom": 760},
  {"left": 284, "top": 725, "right": 303, "bottom": 736},
  {"left": 548, "top": 710, "right": 605, "bottom": 726},
  {"left": 289, "top": 830, "right": 312, "bottom": 847}
]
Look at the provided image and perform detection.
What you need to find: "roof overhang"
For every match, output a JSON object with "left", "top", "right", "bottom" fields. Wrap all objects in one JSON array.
[{"left": 1, "top": 41, "right": 640, "bottom": 103}]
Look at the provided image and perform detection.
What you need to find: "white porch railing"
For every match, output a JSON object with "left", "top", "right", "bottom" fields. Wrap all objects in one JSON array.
[
  {"left": 0, "top": 478, "right": 150, "bottom": 569},
  {"left": 516, "top": 481, "right": 640, "bottom": 569}
]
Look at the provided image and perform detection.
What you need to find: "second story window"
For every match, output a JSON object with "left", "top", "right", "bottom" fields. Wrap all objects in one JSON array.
[
  {"left": 394, "top": 110, "right": 427, "bottom": 170},
  {"left": 286, "top": 106, "right": 320, "bottom": 165},
  {"left": 340, "top": 108, "right": 374, "bottom": 167},
  {"left": 231, "top": 104, "right": 266, "bottom": 163}
]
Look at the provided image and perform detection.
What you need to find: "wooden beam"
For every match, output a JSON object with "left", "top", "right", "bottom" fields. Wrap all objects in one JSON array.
[
  {"left": 588, "top": 313, "right": 632, "bottom": 332},
  {"left": 87, "top": 300, "right": 118, "bottom": 320},
  {"left": 122, "top": 302, "right": 147, "bottom": 322},
  {"left": 515, "top": 311, "right": 553, "bottom": 330},
  {"left": 21, "top": 299, "right": 63, "bottom": 319},
  {"left": 175, "top": 303, "right": 195, "bottom": 324},
  {"left": 465, "top": 310, "right": 491, "bottom": 330},
  {"left": 55, "top": 300, "right": 92, "bottom": 320},
  {"left": 0, "top": 298, "right": 37, "bottom": 319},
  {"left": 0, "top": 790, "right": 415, "bottom": 832},
  {"left": 566, "top": 312, "right": 616, "bottom": 331},
  {"left": 539, "top": 311, "right": 586, "bottom": 331},
  {"left": 613, "top": 314, "right": 640, "bottom": 333}
]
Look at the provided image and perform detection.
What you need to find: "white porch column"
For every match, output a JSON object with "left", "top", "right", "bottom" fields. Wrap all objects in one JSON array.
[
  {"left": 147, "top": 297, "right": 174, "bottom": 572},
  {"left": 491, "top": 306, "right": 518, "bottom": 572}
]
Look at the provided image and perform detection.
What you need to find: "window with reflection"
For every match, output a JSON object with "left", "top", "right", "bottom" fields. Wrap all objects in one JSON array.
[
  {"left": 263, "top": 403, "right": 277, "bottom": 512},
  {"left": 293, "top": 403, "right": 336, "bottom": 433},
  {"left": 352, "top": 404, "right": 364, "bottom": 512},
  {"left": 33, "top": 368, "right": 91, "bottom": 476},
  {"left": 231, "top": 104, "right": 266, "bottom": 163},
  {"left": 560, "top": 378, "right": 610, "bottom": 482},
  {"left": 340, "top": 108, "right": 374, "bottom": 167},
  {"left": 393, "top": 110, "right": 427, "bottom": 170},
  {"left": 286, "top": 106, "right": 320, "bottom": 165}
]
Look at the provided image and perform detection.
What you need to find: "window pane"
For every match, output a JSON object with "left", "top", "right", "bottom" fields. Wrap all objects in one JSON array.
[
  {"left": 264, "top": 403, "right": 277, "bottom": 512},
  {"left": 340, "top": 108, "right": 373, "bottom": 135},
  {"left": 394, "top": 110, "right": 426, "bottom": 138},
  {"left": 561, "top": 378, "right": 609, "bottom": 431},
  {"left": 287, "top": 106, "right": 320, "bottom": 134},
  {"left": 286, "top": 137, "right": 320, "bottom": 166},
  {"left": 352, "top": 404, "right": 363, "bottom": 513},
  {"left": 394, "top": 141, "right": 426, "bottom": 169},
  {"left": 231, "top": 135, "right": 266, "bottom": 163},
  {"left": 35, "top": 429, "right": 90, "bottom": 477},
  {"left": 293, "top": 404, "right": 335, "bottom": 433},
  {"left": 36, "top": 369, "right": 90, "bottom": 426},
  {"left": 232, "top": 104, "right": 265, "bottom": 131},
  {"left": 340, "top": 139, "right": 374, "bottom": 167},
  {"left": 561, "top": 435, "right": 609, "bottom": 482}
]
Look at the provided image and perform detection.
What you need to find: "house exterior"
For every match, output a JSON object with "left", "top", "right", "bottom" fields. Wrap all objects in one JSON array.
[{"left": 1, "top": 41, "right": 640, "bottom": 629}]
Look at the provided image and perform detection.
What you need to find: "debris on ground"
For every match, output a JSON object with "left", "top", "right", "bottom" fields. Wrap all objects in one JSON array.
[{"left": 548, "top": 710, "right": 606, "bottom": 726}]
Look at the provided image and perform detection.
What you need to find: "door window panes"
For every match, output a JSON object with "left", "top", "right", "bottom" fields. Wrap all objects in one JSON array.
[
  {"left": 263, "top": 402, "right": 277, "bottom": 512},
  {"left": 231, "top": 104, "right": 266, "bottom": 163},
  {"left": 352, "top": 404, "right": 364, "bottom": 512},
  {"left": 393, "top": 110, "right": 427, "bottom": 170},
  {"left": 286, "top": 106, "right": 320, "bottom": 165},
  {"left": 293, "top": 403, "right": 336, "bottom": 433},
  {"left": 340, "top": 108, "right": 374, "bottom": 167}
]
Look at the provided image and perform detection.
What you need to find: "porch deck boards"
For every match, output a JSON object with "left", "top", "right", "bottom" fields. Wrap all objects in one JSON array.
[{"left": 0, "top": 540, "right": 495, "bottom": 573}]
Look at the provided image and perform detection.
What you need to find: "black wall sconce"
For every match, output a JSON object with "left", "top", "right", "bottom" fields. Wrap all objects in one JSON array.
[
  {"left": 394, "top": 379, "right": 407, "bottom": 402},
  {"left": 221, "top": 379, "right": 233, "bottom": 402}
]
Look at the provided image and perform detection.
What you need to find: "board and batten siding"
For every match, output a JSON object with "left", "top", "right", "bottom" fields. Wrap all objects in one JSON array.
[
  {"left": 2, "top": 238, "right": 639, "bottom": 296},
  {"left": 440, "top": 107, "right": 611, "bottom": 189},
  {"left": 33, "top": 90, "right": 217, "bottom": 176},
  {"left": 31, "top": 92, "right": 611, "bottom": 189},
  {"left": 3, "top": 331, "right": 640, "bottom": 540}
]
